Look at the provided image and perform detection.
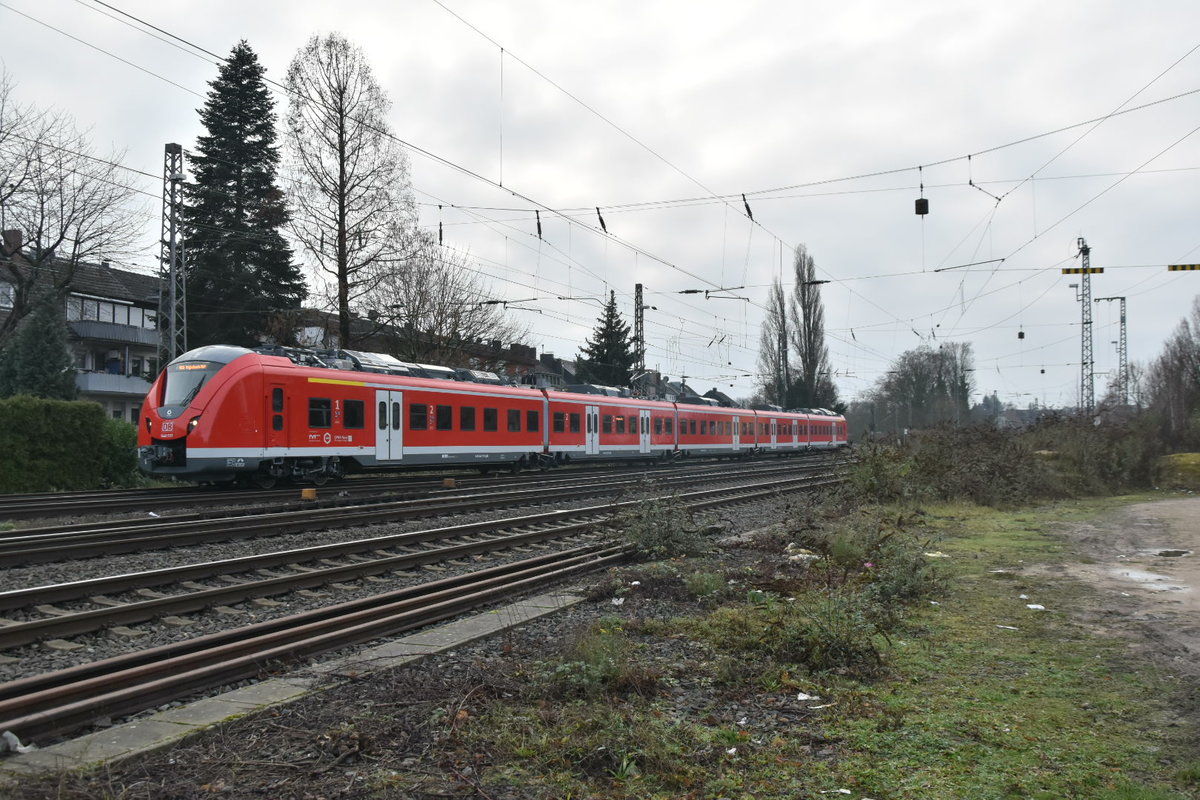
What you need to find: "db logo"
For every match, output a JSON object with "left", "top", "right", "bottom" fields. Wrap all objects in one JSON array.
[
  {"left": 162, "top": 421, "right": 175, "bottom": 432},
  {"left": 323, "top": 432, "right": 332, "bottom": 444}
]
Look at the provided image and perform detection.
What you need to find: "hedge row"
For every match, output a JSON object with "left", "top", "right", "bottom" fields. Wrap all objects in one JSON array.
[{"left": 0, "top": 395, "right": 142, "bottom": 493}]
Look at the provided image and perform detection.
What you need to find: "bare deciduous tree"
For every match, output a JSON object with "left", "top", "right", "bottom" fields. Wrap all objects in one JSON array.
[
  {"left": 755, "top": 276, "right": 790, "bottom": 405},
  {"left": 871, "top": 342, "right": 975, "bottom": 430},
  {"left": 1145, "top": 297, "right": 1200, "bottom": 446},
  {"left": 283, "top": 33, "right": 417, "bottom": 346},
  {"left": 788, "top": 244, "right": 838, "bottom": 409},
  {"left": 361, "top": 232, "right": 527, "bottom": 369},
  {"left": 0, "top": 72, "right": 143, "bottom": 346}
]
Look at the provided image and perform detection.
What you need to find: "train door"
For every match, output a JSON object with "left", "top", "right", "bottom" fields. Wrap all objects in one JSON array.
[
  {"left": 732, "top": 415, "right": 741, "bottom": 451},
  {"left": 585, "top": 405, "right": 600, "bottom": 455},
  {"left": 267, "top": 384, "right": 287, "bottom": 448},
  {"left": 770, "top": 418, "right": 778, "bottom": 448},
  {"left": 375, "top": 390, "right": 403, "bottom": 461},
  {"left": 639, "top": 409, "right": 651, "bottom": 453}
]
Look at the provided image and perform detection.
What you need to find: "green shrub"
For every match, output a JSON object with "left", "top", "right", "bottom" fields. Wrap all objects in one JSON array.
[
  {"left": 619, "top": 483, "right": 705, "bottom": 558},
  {"left": 100, "top": 418, "right": 143, "bottom": 488},
  {"left": 0, "top": 396, "right": 144, "bottom": 492}
]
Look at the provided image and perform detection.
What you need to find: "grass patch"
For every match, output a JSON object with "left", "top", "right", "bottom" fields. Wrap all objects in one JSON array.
[{"left": 435, "top": 498, "right": 1196, "bottom": 799}]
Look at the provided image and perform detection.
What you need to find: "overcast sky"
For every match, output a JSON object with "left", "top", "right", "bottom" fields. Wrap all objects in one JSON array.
[{"left": 3, "top": 0, "right": 1199, "bottom": 407}]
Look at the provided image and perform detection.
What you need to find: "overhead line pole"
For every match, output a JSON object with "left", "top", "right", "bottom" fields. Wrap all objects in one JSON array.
[
  {"left": 1095, "top": 295, "right": 1128, "bottom": 405},
  {"left": 158, "top": 143, "right": 186, "bottom": 365}
]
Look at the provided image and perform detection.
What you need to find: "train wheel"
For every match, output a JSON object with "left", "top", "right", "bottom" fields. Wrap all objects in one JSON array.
[
  {"left": 252, "top": 474, "right": 277, "bottom": 489},
  {"left": 310, "top": 473, "right": 329, "bottom": 487}
]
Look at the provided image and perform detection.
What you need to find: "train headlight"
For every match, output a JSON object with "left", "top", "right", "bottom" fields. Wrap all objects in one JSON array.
[
  {"left": 188, "top": 416, "right": 201, "bottom": 433},
  {"left": 145, "top": 417, "right": 151, "bottom": 433}
]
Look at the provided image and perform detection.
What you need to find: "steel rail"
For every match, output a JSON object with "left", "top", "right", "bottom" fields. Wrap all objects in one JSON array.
[
  {"left": 0, "top": 470, "right": 843, "bottom": 649},
  {"left": 0, "top": 462, "right": 837, "bottom": 566},
  {"left": 0, "top": 543, "right": 629, "bottom": 743}
]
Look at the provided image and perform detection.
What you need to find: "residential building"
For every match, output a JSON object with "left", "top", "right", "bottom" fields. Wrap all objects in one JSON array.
[{"left": 1, "top": 230, "right": 159, "bottom": 421}]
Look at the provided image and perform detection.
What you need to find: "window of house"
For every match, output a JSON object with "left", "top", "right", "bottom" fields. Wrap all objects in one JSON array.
[
  {"left": 484, "top": 408, "right": 498, "bottom": 431},
  {"left": 409, "top": 403, "right": 428, "bottom": 431},
  {"left": 461, "top": 406, "right": 476, "bottom": 431},
  {"left": 570, "top": 413, "right": 581, "bottom": 433},
  {"left": 0, "top": 282, "right": 14, "bottom": 310},
  {"left": 507, "top": 409, "right": 521, "bottom": 432},
  {"left": 526, "top": 409, "right": 539, "bottom": 432},
  {"left": 436, "top": 404, "right": 453, "bottom": 431},
  {"left": 309, "top": 398, "right": 332, "bottom": 428}
]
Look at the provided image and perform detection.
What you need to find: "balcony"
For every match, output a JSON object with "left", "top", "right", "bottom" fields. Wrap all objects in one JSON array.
[
  {"left": 75, "top": 372, "right": 152, "bottom": 397},
  {"left": 69, "top": 320, "right": 158, "bottom": 346}
]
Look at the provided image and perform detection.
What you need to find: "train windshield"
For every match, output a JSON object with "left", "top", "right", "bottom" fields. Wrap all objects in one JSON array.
[{"left": 162, "top": 361, "right": 222, "bottom": 407}]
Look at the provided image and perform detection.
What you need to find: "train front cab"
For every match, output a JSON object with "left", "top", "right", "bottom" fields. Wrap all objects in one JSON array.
[{"left": 137, "top": 345, "right": 265, "bottom": 483}]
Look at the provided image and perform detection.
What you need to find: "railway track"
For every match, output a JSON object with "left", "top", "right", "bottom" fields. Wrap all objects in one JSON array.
[
  {"left": 0, "top": 452, "right": 844, "bottom": 521},
  {"left": 0, "top": 460, "right": 844, "bottom": 747},
  {"left": 0, "top": 543, "right": 627, "bottom": 743},
  {"left": 0, "top": 468, "right": 841, "bottom": 651},
  {"left": 0, "top": 459, "right": 839, "bottom": 565}
]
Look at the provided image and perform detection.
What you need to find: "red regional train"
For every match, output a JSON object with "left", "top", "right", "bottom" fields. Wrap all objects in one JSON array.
[{"left": 137, "top": 345, "right": 848, "bottom": 486}]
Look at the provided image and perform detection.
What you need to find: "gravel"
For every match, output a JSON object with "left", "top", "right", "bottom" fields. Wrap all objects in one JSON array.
[{"left": 8, "top": 490, "right": 813, "bottom": 800}]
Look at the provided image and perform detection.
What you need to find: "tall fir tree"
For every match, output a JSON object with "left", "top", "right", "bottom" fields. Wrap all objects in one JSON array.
[
  {"left": 184, "top": 41, "right": 306, "bottom": 348},
  {"left": 575, "top": 291, "right": 637, "bottom": 386},
  {"left": 0, "top": 291, "right": 78, "bottom": 400}
]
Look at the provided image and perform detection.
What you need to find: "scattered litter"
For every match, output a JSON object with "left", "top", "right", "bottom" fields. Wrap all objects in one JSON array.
[
  {"left": 629, "top": 581, "right": 641, "bottom": 586},
  {"left": 929, "top": 601, "right": 940, "bottom": 606},
  {"left": 148, "top": 511, "right": 160, "bottom": 517},
  {"left": 738, "top": 716, "right": 747, "bottom": 726},
  {"left": 725, "top": 747, "right": 737, "bottom": 755},
  {"left": 996, "top": 625, "right": 1019, "bottom": 631},
  {"left": 820, "top": 791, "right": 851, "bottom": 796},
  {"left": 1120, "top": 592, "right": 1130, "bottom": 596},
  {"left": 988, "top": 569, "right": 1010, "bottom": 574},
  {"left": 924, "top": 551, "right": 950, "bottom": 558},
  {"left": 1026, "top": 604, "right": 1045, "bottom": 611},
  {"left": 1018, "top": 594, "right": 1029, "bottom": 600},
  {"left": 1, "top": 730, "right": 35, "bottom": 754},
  {"left": 610, "top": 597, "right": 625, "bottom": 606},
  {"left": 796, "top": 692, "right": 820, "bottom": 701},
  {"left": 809, "top": 703, "right": 837, "bottom": 709}
]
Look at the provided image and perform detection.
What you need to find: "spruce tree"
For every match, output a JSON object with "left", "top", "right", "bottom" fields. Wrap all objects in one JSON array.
[
  {"left": 575, "top": 290, "right": 637, "bottom": 386},
  {"left": 184, "top": 41, "right": 306, "bottom": 348},
  {"left": 0, "top": 291, "right": 77, "bottom": 400}
]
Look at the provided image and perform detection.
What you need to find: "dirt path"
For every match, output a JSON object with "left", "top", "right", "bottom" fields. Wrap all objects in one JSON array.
[{"left": 1036, "top": 496, "right": 1200, "bottom": 677}]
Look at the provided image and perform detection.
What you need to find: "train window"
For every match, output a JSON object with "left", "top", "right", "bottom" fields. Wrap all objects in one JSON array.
[
  {"left": 344, "top": 400, "right": 365, "bottom": 429},
  {"left": 409, "top": 403, "right": 428, "bottom": 431},
  {"left": 615, "top": 416, "right": 625, "bottom": 434},
  {"left": 272, "top": 388, "right": 284, "bottom": 412},
  {"left": 309, "top": 398, "right": 332, "bottom": 428},
  {"left": 630, "top": 416, "right": 638, "bottom": 435},
  {"left": 273, "top": 414, "right": 283, "bottom": 431},
  {"left": 654, "top": 416, "right": 662, "bottom": 435},
  {"left": 461, "top": 406, "right": 476, "bottom": 431},
  {"left": 700, "top": 420, "right": 707, "bottom": 435},
  {"left": 436, "top": 404, "right": 453, "bottom": 431},
  {"left": 570, "top": 413, "right": 581, "bottom": 433},
  {"left": 586, "top": 413, "right": 592, "bottom": 434},
  {"left": 690, "top": 419, "right": 697, "bottom": 435},
  {"left": 553, "top": 412, "right": 565, "bottom": 433},
  {"left": 392, "top": 402, "right": 401, "bottom": 430},
  {"left": 526, "top": 410, "right": 539, "bottom": 432},
  {"left": 379, "top": 402, "right": 387, "bottom": 429},
  {"left": 484, "top": 408, "right": 498, "bottom": 431},
  {"left": 507, "top": 409, "right": 521, "bottom": 432},
  {"left": 602, "top": 415, "right": 613, "bottom": 434},
  {"left": 664, "top": 418, "right": 673, "bottom": 435}
]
